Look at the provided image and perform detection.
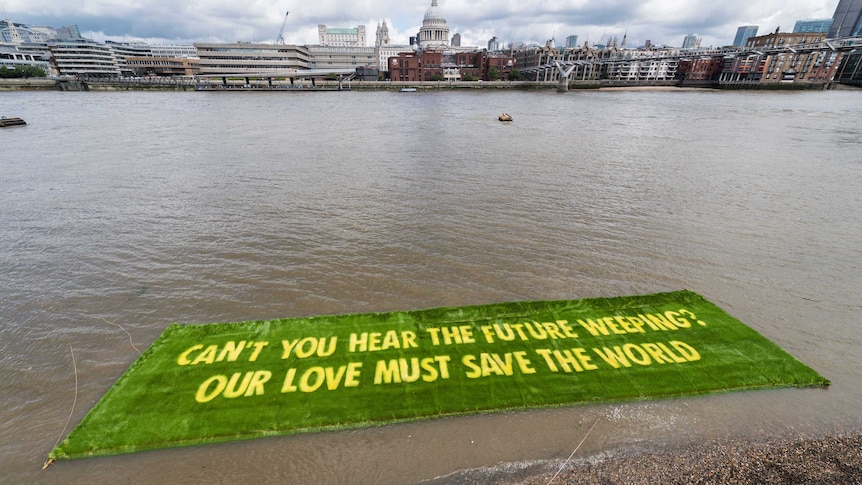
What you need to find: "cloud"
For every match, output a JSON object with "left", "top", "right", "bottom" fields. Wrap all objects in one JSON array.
[{"left": 4, "top": 0, "right": 841, "bottom": 48}]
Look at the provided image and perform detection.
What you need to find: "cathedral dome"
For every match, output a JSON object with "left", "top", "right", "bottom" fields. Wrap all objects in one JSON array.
[
  {"left": 418, "top": 0, "right": 449, "bottom": 46},
  {"left": 422, "top": 0, "right": 447, "bottom": 28}
]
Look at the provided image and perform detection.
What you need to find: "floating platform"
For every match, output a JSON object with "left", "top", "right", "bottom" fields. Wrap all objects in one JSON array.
[{"left": 0, "top": 117, "right": 26, "bottom": 127}]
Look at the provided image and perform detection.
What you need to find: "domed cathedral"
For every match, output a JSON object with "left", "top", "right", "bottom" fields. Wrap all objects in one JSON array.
[{"left": 418, "top": 0, "right": 450, "bottom": 48}]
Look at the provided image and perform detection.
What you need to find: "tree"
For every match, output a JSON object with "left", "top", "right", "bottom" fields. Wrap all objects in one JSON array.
[
  {"left": 488, "top": 67, "right": 500, "bottom": 81},
  {"left": 508, "top": 69, "right": 522, "bottom": 81},
  {"left": 0, "top": 65, "right": 47, "bottom": 78},
  {"left": 430, "top": 73, "right": 444, "bottom": 81},
  {"left": 462, "top": 73, "right": 477, "bottom": 81}
]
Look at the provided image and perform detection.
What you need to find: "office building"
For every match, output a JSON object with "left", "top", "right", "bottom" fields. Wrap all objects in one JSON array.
[
  {"left": 1, "top": 18, "right": 80, "bottom": 44},
  {"left": 318, "top": 25, "right": 367, "bottom": 47},
  {"left": 194, "top": 43, "right": 310, "bottom": 75},
  {"left": 0, "top": 45, "right": 51, "bottom": 72},
  {"left": 828, "top": 0, "right": 862, "bottom": 37},
  {"left": 126, "top": 57, "right": 200, "bottom": 76},
  {"left": 149, "top": 45, "right": 198, "bottom": 58},
  {"left": 307, "top": 45, "right": 376, "bottom": 70},
  {"left": 793, "top": 19, "right": 833, "bottom": 33},
  {"left": 566, "top": 35, "right": 579, "bottom": 48},
  {"left": 733, "top": 26, "right": 759, "bottom": 48},
  {"left": 48, "top": 38, "right": 122, "bottom": 76},
  {"left": 682, "top": 34, "right": 701, "bottom": 48}
]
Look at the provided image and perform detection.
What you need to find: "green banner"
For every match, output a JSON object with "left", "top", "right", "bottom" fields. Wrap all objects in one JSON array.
[{"left": 49, "top": 290, "right": 828, "bottom": 460}]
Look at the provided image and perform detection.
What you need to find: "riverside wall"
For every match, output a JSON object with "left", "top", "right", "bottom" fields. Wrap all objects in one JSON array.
[{"left": 3, "top": 78, "right": 854, "bottom": 92}]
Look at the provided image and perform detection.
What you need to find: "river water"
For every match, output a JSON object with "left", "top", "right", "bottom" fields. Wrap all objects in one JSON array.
[{"left": 1, "top": 88, "right": 861, "bottom": 484}]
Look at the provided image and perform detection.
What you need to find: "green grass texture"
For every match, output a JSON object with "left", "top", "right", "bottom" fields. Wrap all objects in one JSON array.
[{"left": 49, "top": 290, "right": 829, "bottom": 460}]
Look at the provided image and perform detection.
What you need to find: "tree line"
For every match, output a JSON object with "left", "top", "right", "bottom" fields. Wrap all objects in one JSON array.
[{"left": 0, "top": 65, "right": 47, "bottom": 78}]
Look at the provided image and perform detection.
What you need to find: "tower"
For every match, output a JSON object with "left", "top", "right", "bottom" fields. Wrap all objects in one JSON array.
[
  {"left": 375, "top": 19, "right": 390, "bottom": 47},
  {"left": 827, "top": 0, "right": 862, "bottom": 38},
  {"left": 682, "top": 34, "right": 701, "bottom": 49},
  {"left": 733, "top": 26, "right": 758, "bottom": 47}
]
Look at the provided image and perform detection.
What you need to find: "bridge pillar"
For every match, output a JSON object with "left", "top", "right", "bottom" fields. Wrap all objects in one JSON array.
[
  {"left": 554, "top": 61, "right": 576, "bottom": 93},
  {"left": 557, "top": 77, "right": 568, "bottom": 92}
]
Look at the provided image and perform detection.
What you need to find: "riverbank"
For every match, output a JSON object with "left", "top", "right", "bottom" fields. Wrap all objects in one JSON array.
[
  {"left": 5, "top": 78, "right": 858, "bottom": 92},
  {"left": 433, "top": 430, "right": 862, "bottom": 484},
  {"left": 0, "top": 78, "right": 57, "bottom": 91}
]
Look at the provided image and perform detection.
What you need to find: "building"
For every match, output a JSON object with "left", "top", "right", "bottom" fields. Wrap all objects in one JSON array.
[
  {"left": 194, "top": 43, "right": 310, "bottom": 75},
  {"left": 375, "top": 20, "right": 390, "bottom": 47},
  {"left": 0, "top": 45, "right": 51, "bottom": 72},
  {"left": 677, "top": 58, "right": 723, "bottom": 81},
  {"left": 835, "top": 50, "right": 862, "bottom": 85},
  {"left": 126, "top": 56, "right": 199, "bottom": 76},
  {"left": 682, "top": 34, "right": 701, "bottom": 49},
  {"left": 376, "top": 44, "right": 412, "bottom": 73},
  {"left": 1, "top": 15, "right": 22, "bottom": 44},
  {"left": 759, "top": 49, "right": 843, "bottom": 83},
  {"left": 307, "top": 45, "right": 377, "bottom": 70},
  {"left": 373, "top": 18, "right": 412, "bottom": 73},
  {"left": 318, "top": 25, "right": 367, "bottom": 47},
  {"left": 388, "top": 52, "right": 420, "bottom": 81},
  {"left": 417, "top": 0, "right": 449, "bottom": 48},
  {"left": 718, "top": 55, "right": 764, "bottom": 82},
  {"left": 793, "top": 19, "right": 833, "bottom": 33},
  {"left": 388, "top": 49, "right": 514, "bottom": 81},
  {"left": 606, "top": 59, "right": 677, "bottom": 81},
  {"left": 149, "top": 44, "right": 198, "bottom": 58},
  {"left": 451, "top": 33, "right": 461, "bottom": 47},
  {"left": 733, "top": 26, "right": 759, "bottom": 48},
  {"left": 48, "top": 38, "right": 121, "bottom": 76},
  {"left": 1, "top": 19, "right": 71, "bottom": 44},
  {"left": 745, "top": 32, "right": 826, "bottom": 50},
  {"left": 828, "top": 0, "right": 862, "bottom": 37},
  {"left": 106, "top": 41, "right": 152, "bottom": 76},
  {"left": 565, "top": 35, "right": 579, "bottom": 48},
  {"left": 488, "top": 36, "right": 501, "bottom": 52}
]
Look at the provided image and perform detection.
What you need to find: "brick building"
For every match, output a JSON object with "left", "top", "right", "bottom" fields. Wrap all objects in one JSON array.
[{"left": 388, "top": 49, "right": 514, "bottom": 81}]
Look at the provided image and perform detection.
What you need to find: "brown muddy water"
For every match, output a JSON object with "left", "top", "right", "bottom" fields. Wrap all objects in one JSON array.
[{"left": 1, "top": 89, "right": 860, "bottom": 484}]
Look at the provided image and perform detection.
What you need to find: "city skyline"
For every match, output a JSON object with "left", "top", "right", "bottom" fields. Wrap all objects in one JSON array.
[{"left": 3, "top": 0, "right": 843, "bottom": 49}]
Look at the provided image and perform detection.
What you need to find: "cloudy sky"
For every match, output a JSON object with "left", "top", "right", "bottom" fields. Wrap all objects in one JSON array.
[{"left": 5, "top": 0, "right": 840, "bottom": 48}]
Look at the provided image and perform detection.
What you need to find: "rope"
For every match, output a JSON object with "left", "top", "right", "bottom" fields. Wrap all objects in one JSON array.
[
  {"left": 546, "top": 418, "right": 600, "bottom": 485},
  {"left": 80, "top": 313, "right": 142, "bottom": 355},
  {"left": 43, "top": 344, "right": 78, "bottom": 469}
]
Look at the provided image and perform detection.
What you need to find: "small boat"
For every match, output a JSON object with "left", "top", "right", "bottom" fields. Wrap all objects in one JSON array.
[
  {"left": 498, "top": 113, "right": 512, "bottom": 122},
  {"left": 0, "top": 116, "right": 27, "bottom": 127},
  {"left": 400, "top": 87, "right": 417, "bottom": 92}
]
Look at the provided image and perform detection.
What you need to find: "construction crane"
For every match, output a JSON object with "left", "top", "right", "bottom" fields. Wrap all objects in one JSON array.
[{"left": 276, "top": 10, "right": 289, "bottom": 44}]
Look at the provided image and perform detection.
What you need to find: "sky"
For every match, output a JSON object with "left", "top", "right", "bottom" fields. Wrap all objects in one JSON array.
[{"left": 3, "top": 0, "right": 841, "bottom": 49}]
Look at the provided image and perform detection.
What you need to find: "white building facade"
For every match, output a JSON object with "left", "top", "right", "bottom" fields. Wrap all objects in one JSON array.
[
  {"left": 318, "top": 25, "right": 367, "bottom": 47},
  {"left": 194, "top": 43, "right": 310, "bottom": 75},
  {"left": 48, "top": 39, "right": 121, "bottom": 76}
]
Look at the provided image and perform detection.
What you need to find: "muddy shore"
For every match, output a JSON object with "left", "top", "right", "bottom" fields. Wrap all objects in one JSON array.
[{"left": 431, "top": 431, "right": 862, "bottom": 484}]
